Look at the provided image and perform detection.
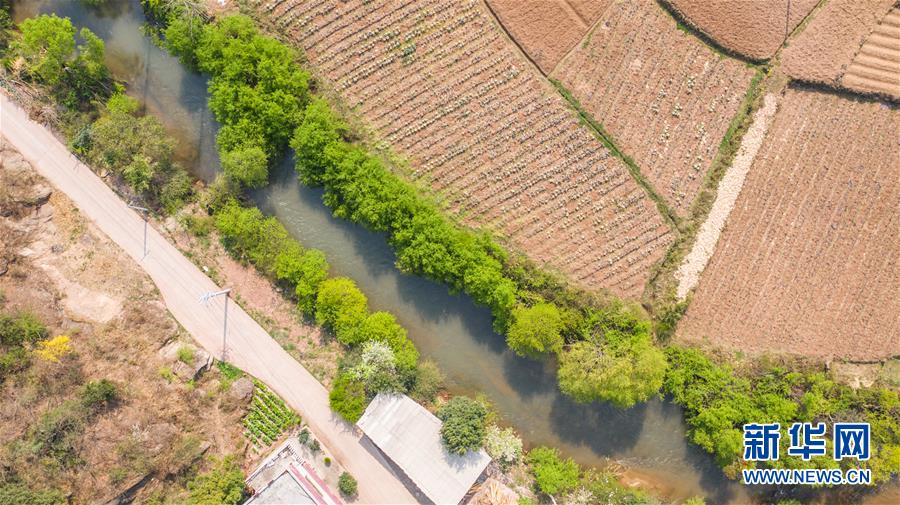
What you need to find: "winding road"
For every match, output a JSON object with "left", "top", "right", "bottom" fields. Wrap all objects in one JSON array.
[{"left": 0, "top": 91, "right": 417, "bottom": 504}]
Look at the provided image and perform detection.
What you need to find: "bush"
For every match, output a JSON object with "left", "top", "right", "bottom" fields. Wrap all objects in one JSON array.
[
  {"left": 315, "top": 277, "right": 368, "bottom": 341},
  {"left": 350, "top": 312, "right": 418, "bottom": 374},
  {"left": 221, "top": 146, "right": 268, "bottom": 188},
  {"left": 0, "top": 312, "right": 48, "bottom": 346},
  {"left": 437, "top": 396, "right": 487, "bottom": 455},
  {"left": 507, "top": 303, "right": 563, "bottom": 358},
  {"left": 186, "top": 455, "right": 246, "bottom": 505},
  {"left": 526, "top": 446, "right": 579, "bottom": 497},
  {"left": 160, "top": 167, "right": 193, "bottom": 214},
  {"left": 0, "top": 347, "right": 32, "bottom": 380},
  {"left": 328, "top": 372, "right": 367, "bottom": 423},
  {"left": 0, "top": 484, "right": 65, "bottom": 505},
  {"left": 29, "top": 399, "right": 86, "bottom": 468},
  {"left": 347, "top": 341, "right": 402, "bottom": 394},
  {"left": 410, "top": 359, "right": 444, "bottom": 404},
  {"left": 338, "top": 472, "right": 357, "bottom": 497},
  {"left": 297, "top": 427, "right": 310, "bottom": 444},
  {"left": 484, "top": 425, "right": 523, "bottom": 467},
  {"left": 200, "top": 174, "right": 239, "bottom": 213},
  {"left": 80, "top": 379, "right": 118, "bottom": 410}
]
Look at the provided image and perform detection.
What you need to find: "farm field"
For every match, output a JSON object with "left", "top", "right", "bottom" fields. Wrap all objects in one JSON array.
[
  {"left": 251, "top": 0, "right": 675, "bottom": 298},
  {"left": 484, "top": 0, "right": 611, "bottom": 74},
  {"left": 663, "top": 0, "right": 820, "bottom": 60},
  {"left": 781, "top": 0, "right": 899, "bottom": 100},
  {"left": 551, "top": 0, "right": 757, "bottom": 215},
  {"left": 676, "top": 87, "right": 900, "bottom": 361}
]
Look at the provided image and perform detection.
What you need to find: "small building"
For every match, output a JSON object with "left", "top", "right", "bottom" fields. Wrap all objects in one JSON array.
[
  {"left": 357, "top": 394, "right": 492, "bottom": 505},
  {"left": 245, "top": 438, "right": 342, "bottom": 505}
]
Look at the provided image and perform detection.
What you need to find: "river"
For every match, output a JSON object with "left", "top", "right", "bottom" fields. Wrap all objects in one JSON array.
[{"left": 9, "top": 2, "right": 893, "bottom": 504}]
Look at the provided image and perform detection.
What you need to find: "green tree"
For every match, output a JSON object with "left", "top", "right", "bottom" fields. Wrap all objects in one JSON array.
[
  {"left": 221, "top": 145, "right": 268, "bottom": 188},
  {"left": 557, "top": 334, "right": 666, "bottom": 408},
  {"left": 315, "top": 277, "right": 368, "bottom": 341},
  {"left": 348, "top": 341, "right": 402, "bottom": 393},
  {"left": 348, "top": 311, "right": 418, "bottom": 374},
  {"left": 186, "top": 455, "right": 246, "bottom": 505},
  {"left": 437, "top": 396, "right": 487, "bottom": 455},
  {"left": 123, "top": 155, "right": 155, "bottom": 193},
  {"left": 13, "top": 14, "right": 75, "bottom": 86},
  {"left": 410, "top": 359, "right": 444, "bottom": 404},
  {"left": 507, "top": 302, "right": 563, "bottom": 358},
  {"left": 338, "top": 472, "right": 357, "bottom": 497},
  {"left": 329, "top": 372, "right": 367, "bottom": 422},
  {"left": 526, "top": 446, "right": 579, "bottom": 497}
]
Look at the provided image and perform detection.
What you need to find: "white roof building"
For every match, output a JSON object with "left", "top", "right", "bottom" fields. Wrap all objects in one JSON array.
[{"left": 357, "top": 394, "right": 492, "bottom": 505}]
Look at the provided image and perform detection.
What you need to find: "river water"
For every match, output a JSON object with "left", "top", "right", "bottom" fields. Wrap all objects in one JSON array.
[{"left": 10, "top": 2, "right": 893, "bottom": 504}]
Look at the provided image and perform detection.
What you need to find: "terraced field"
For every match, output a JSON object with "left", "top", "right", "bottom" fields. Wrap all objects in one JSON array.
[
  {"left": 677, "top": 87, "right": 900, "bottom": 361},
  {"left": 782, "top": 0, "right": 898, "bottom": 100},
  {"left": 252, "top": 0, "right": 674, "bottom": 298},
  {"left": 663, "top": 0, "right": 820, "bottom": 60},
  {"left": 551, "top": 0, "right": 756, "bottom": 215}
]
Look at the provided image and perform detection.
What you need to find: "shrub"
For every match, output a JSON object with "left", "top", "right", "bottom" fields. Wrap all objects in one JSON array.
[
  {"left": 484, "top": 425, "right": 523, "bottom": 467},
  {"left": 315, "top": 277, "right": 367, "bottom": 341},
  {"left": 437, "top": 396, "right": 487, "bottom": 455},
  {"left": 200, "top": 174, "right": 239, "bottom": 213},
  {"left": 0, "top": 484, "right": 65, "bottom": 505},
  {"left": 80, "top": 379, "right": 119, "bottom": 410},
  {"left": 350, "top": 312, "right": 418, "bottom": 374},
  {"left": 33, "top": 335, "right": 72, "bottom": 363},
  {"left": 0, "top": 347, "right": 32, "bottom": 380},
  {"left": 221, "top": 146, "right": 268, "bottom": 188},
  {"left": 338, "top": 472, "right": 357, "bottom": 498},
  {"left": 507, "top": 303, "right": 563, "bottom": 358},
  {"left": 410, "top": 359, "right": 444, "bottom": 404},
  {"left": 348, "top": 341, "right": 402, "bottom": 393},
  {"left": 160, "top": 167, "right": 193, "bottom": 214},
  {"left": 29, "top": 399, "right": 86, "bottom": 468},
  {"left": 297, "top": 428, "right": 310, "bottom": 444},
  {"left": 0, "top": 312, "right": 48, "bottom": 346},
  {"left": 309, "top": 439, "right": 321, "bottom": 453},
  {"left": 526, "top": 446, "right": 579, "bottom": 497},
  {"left": 328, "top": 372, "right": 367, "bottom": 422},
  {"left": 323, "top": 456, "right": 331, "bottom": 466},
  {"left": 186, "top": 455, "right": 246, "bottom": 505}
]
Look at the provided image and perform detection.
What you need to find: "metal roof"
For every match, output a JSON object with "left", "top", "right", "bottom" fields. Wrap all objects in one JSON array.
[{"left": 357, "top": 394, "right": 492, "bottom": 505}]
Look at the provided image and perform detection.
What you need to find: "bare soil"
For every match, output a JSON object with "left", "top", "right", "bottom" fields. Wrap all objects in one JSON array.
[
  {"left": 664, "top": 0, "right": 820, "bottom": 60},
  {"left": 0, "top": 139, "right": 250, "bottom": 503},
  {"left": 251, "top": 0, "right": 674, "bottom": 299},
  {"left": 781, "top": 0, "right": 896, "bottom": 93},
  {"left": 842, "top": 6, "right": 900, "bottom": 100},
  {"left": 486, "top": 0, "right": 612, "bottom": 73},
  {"left": 551, "top": 0, "right": 757, "bottom": 215},
  {"left": 676, "top": 87, "right": 900, "bottom": 361}
]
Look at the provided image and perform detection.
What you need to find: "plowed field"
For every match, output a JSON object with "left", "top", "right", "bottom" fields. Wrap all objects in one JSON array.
[
  {"left": 781, "top": 0, "right": 897, "bottom": 98},
  {"left": 843, "top": 6, "right": 900, "bottom": 100},
  {"left": 551, "top": 0, "right": 756, "bottom": 215},
  {"left": 485, "top": 0, "right": 611, "bottom": 73},
  {"left": 677, "top": 87, "right": 900, "bottom": 361},
  {"left": 252, "top": 0, "right": 674, "bottom": 298},
  {"left": 664, "top": 0, "right": 820, "bottom": 60}
]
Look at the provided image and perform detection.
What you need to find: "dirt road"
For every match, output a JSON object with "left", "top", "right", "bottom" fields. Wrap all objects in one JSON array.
[{"left": 0, "top": 92, "right": 417, "bottom": 504}]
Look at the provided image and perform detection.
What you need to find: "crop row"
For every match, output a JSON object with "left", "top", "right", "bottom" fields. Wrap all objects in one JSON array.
[
  {"left": 253, "top": 0, "right": 673, "bottom": 297},
  {"left": 243, "top": 381, "right": 300, "bottom": 448}
]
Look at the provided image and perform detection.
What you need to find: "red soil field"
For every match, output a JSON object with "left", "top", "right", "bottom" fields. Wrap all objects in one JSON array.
[
  {"left": 676, "top": 87, "right": 900, "bottom": 361},
  {"left": 251, "top": 0, "right": 674, "bottom": 298},
  {"left": 552, "top": 0, "right": 756, "bottom": 215},
  {"left": 781, "top": 0, "right": 897, "bottom": 96},
  {"left": 664, "top": 0, "right": 820, "bottom": 60},
  {"left": 485, "top": 0, "right": 611, "bottom": 74}
]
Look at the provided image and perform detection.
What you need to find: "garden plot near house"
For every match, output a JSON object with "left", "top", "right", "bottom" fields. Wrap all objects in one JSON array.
[
  {"left": 252, "top": 0, "right": 675, "bottom": 298},
  {"left": 677, "top": 87, "right": 900, "bottom": 361},
  {"left": 663, "top": 0, "right": 820, "bottom": 60},
  {"left": 485, "top": 0, "right": 612, "bottom": 73},
  {"left": 781, "top": 0, "right": 898, "bottom": 100},
  {"left": 551, "top": 0, "right": 756, "bottom": 215}
]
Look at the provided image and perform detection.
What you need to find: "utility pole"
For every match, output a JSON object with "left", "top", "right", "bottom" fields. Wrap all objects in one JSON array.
[
  {"left": 127, "top": 203, "right": 149, "bottom": 259},
  {"left": 199, "top": 288, "right": 232, "bottom": 361}
]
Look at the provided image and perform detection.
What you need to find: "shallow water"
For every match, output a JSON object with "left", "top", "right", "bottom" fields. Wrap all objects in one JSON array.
[{"left": 12, "top": 1, "right": 895, "bottom": 503}]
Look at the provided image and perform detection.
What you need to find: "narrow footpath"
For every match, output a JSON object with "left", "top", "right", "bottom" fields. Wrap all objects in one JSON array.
[{"left": 0, "top": 92, "right": 417, "bottom": 504}]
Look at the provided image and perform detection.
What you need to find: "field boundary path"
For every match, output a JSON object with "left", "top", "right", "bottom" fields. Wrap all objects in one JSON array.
[{"left": 0, "top": 92, "right": 417, "bottom": 504}]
